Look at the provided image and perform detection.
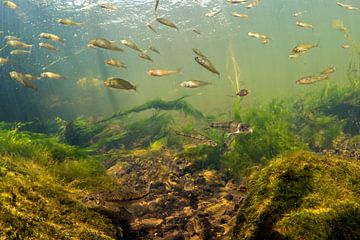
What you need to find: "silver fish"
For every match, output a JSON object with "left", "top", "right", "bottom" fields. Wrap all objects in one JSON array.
[{"left": 180, "top": 80, "right": 211, "bottom": 88}]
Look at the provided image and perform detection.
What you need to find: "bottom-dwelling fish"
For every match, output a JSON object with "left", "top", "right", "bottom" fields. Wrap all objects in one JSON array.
[
  {"left": 174, "top": 131, "right": 217, "bottom": 147},
  {"left": 104, "top": 77, "right": 137, "bottom": 91},
  {"left": 210, "top": 121, "right": 253, "bottom": 136}
]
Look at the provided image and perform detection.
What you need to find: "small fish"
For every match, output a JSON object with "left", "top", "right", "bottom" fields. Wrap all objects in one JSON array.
[
  {"left": 147, "top": 69, "right": 179, "bottom": 77},
  {"left": 236, "top": 88, "right": 250, "bottom": 97},
  {"left": 174, "top": 131, "right": 217, "bottom": 147},
  {"left": 296, "top": 21, "right": 314, "bottom": 30},
  {"left": 149, "top": 45, "right": 160, "bottom": 54},
  {"left": 291, "top": 43, "right": 318, "bottom": 54},
  {"left": 104, "top": 77, "right": 137, "bottom": 91},
  {"left": 39, "top": 42, "right": 58, "bottom": 51},
  {"left": 205, "top": 9, "right": 221, "bottom": 17},
  {"left": 295, "top": 74, "right": 329, "bottom": 85},
  {"left": 195, "top": 56, "right": 220, "bottom": 76},
  {"left": 57, "top": 18, "right": 81, "bottom": 26},
  {"left": 192, "top": 48, "right": 208, "bottom": 59},
  {"left": 121, "top": 39, "right": 143, "bottom": 52},
  {"left": 139, "top": 52, "right": 153, "bottom": 62},
  {"left": 320, "top": 67, "right": 336, "bottom": 75},
  {"left": 180, "top": 80, "right": 211, "bottom": 88},
  {"left": 105, "top": 58, "right": 126, "bottom": 68},
  {"left": 292, "top": 11, "right": 306, "bottom": 17},
  {"left": 0, "top": 57, "right": 10, "bottom": 64},
  {"left": 245, "top": 0, "right": 259, "bottom": 9},
  {"left": 4, "top": 35, "right": 20, "bottom": 41},
  {"left": 232, "top": 12, "right": 250, "bottom": 18},
  {"left": 288, "top": 51, "right": 306, "bottom": 59},
  {"left": 227, "top": 0, "right": 247, "bottom": 4},
  {"left": 99, "top": 3, "right": 117, "bottom": 10},
  {"left": 147, "top": 23, "right": 157, "bottom": 33},
  {"left": 89, "top": 38, "right": 124, "bottom": 51},
  {"left": 193, "top": 29, "right": 201, "bottom": 35},
  {"left": 39, "top": 33, "right": 64, "bottom": 43},
  {"left": 3, "top": 1, "right": 17, "bottom": 9},
  {"left": 40, "top": 72, "right": 64, "bottom": 79},
  {"left": 248, "top": 32, "right": 270, "bottom": 44},
  {"left": 336, "top": 2, "right": 358, "bottom": 10},
  {"left": 341, "top": 44, "right": 351, "bottom": 49},
  {"left": 6, "top": 40, "right": 32, "bottom": 49},
  {"left": 10, "top": 49, "right": 31, "bottom": 55},
  {"left": 156, "top": 18, "right": 179, "bottom": 31},
  {"left": 9, "top": 71, "right": 39, "bottom": 91},
  {"left": 154, "top": 0, "right": 160, "bottom": 12},
  {"left": 210, "top": 121, "right": 253, "bottom": 135}
]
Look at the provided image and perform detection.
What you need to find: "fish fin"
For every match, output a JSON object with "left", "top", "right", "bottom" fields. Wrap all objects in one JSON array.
[{"left": 134, "top": 85, "right": 139, "bottom": 92}]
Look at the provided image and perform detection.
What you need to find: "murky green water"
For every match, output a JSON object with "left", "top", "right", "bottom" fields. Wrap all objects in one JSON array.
[{"left": 0, "top": 0, "right": 360, "bottom": 120}]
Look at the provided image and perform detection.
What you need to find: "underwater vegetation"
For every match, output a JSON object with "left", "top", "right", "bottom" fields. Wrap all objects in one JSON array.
[
  {"left": 233, "top": 151, "right": 360, "bottom": 240},
  {"left": 0, "top": 126, "right": 120, "bottom": 239}
]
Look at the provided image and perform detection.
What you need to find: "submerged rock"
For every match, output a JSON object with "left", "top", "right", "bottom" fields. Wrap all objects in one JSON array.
[{"left": 233, "top": 151, "right": 360, "bottom": 240}]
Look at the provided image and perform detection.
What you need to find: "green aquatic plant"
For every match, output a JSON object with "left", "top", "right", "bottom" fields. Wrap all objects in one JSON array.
[
  {"left": 102, "top": 96, "right": 204, "bottom": 121},
  {"left": 233, "top": 151, "right": 360, "bottom": 240},
  {"left": 223, "top": 100, "right": 306, "bottom": 177}
]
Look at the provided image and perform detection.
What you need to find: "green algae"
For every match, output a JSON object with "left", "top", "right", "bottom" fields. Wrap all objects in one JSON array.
[{"left": 233, "top": 151, "right": 360, "bottom": 240}]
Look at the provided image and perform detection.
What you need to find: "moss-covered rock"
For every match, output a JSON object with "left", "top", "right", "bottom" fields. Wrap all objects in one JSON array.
[{"left": 233, "top": 151, "right": 360, "bottom": 240}]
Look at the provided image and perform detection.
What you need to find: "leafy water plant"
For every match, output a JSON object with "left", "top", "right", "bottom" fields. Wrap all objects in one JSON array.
[
  {"left": 222, "top": 100, "right": 306, "bottom": 177},
  {"left": 233, "top": 151, "right": 360, "bottom": 240}
]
